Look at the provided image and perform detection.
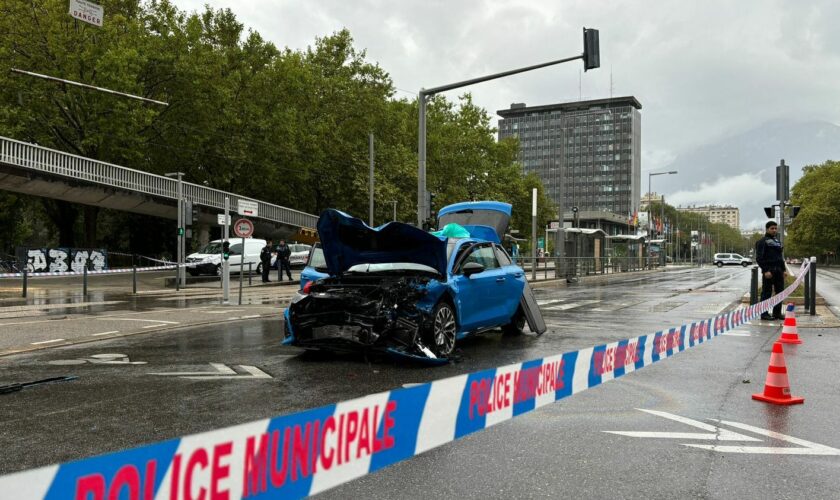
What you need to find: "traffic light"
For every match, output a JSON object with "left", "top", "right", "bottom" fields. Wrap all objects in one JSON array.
[
  {"left": 191, "top": 204, "right": 199, "bottom": 224},
  {"left": 184, "top": 201, "right": 193, "bottom": 227},
  {"left": 763, "top": 206, "right": 774, "bottom": 218},
  {"left": 583, "top": 28, "right": 600, "bottom": 71},
  {"left": 790, "top": 206, "right": 801, "bottom": 218},
  {"left": 222, "top": 241, "right": 230, "bottom": 260},
  {"left": 177, "top": 227, "right": 184, "bottom": 236}
]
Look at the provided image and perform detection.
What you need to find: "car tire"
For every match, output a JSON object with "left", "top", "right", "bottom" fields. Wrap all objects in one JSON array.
[
  {"left": 502, "top": 306, "right": 526, "bottom": 336},
  {"left": 716, "top": 262, "right": 723, "bottom": 267},
  {"left": 215, "top": 264, "right": 222, "bottom": 277},
  {"left": 741, "top": 262, "right": 749, "bottom": 267},
  {"left": 187, "top": 269, "right": 198, "bottom": 277},
  {"left": 428, "top": 302, "right": 457, "bottom": 357},
  {"left": 256, "top": 263, "right": 262, "bottom": 274}
]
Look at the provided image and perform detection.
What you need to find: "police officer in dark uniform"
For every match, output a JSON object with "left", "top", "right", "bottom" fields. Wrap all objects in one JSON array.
[
  {"left": 276, "top": 239, "right": 293, "bottom": 281},
  {"left": 260, "top": 239, "right": 273, "bottom": 283},
  {"left": 755, "top": 221, "right": 786, "bottom": 320}
]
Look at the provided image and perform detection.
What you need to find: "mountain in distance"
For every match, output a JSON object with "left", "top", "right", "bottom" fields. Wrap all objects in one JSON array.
[{"left": 654, "top": 119, "right": 840, "bottom": 229}]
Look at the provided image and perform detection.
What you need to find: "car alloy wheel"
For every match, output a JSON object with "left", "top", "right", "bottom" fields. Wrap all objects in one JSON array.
[
  {"left": 432, "top": 303, "right": 457, "bottom": 356},
  {"left": 716, "top": 262, "right": 723, "bottom": 267}
]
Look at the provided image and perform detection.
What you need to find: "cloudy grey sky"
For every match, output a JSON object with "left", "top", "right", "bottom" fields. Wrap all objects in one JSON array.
[{"left": 175, "top": 0, "right": 840, "bottom": 228}]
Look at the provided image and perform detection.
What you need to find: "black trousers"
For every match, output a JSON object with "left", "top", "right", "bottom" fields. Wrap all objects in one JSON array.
[
  {"left": 760, "top": 269, "right": 785, "bottom": 317},
  {"left": 278, "top": 259, "right": 292, "bottom": 280},
  {"left": 261, "top": 261, "right": 271, "bottom": 282}
]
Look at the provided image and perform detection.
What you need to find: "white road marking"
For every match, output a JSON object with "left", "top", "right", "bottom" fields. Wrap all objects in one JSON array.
[
  {"left": 686, "top": 419, "right": 840, "bottom": 455},
  {"left": 606, "top": 410, "right": 840, "bottom": 456},
  {"left": 723, "top": 331, "right": 751, "bottom": 337},
  {"left": 31, "top": 338, "right": 64, "bottom": 345},
  {"left": 604, "top": 409, "right": 760, "bottom": 441},
  {"left": 227, "top": 317, "right": 240, "bottom": 321},
  {"left": 240, "top": 314, "right": 261, "bottom": 319},
  {"left": 545, "top": 300, "right": 601, "bottom": 311},
  {"left": 142, "top": 323, "right": 179, "bottom": 329},
  {"left": 205, "top": 309, "right": 244, "bottom": 314},
  {"left": 91, "top": 331, "right": 119, "bottom": 336},
  {"left": 149, "top": 363, "right": 272, "bottom": 380},
  {"left": 99, "top": 318, "right": 179, "bottom": 324}
]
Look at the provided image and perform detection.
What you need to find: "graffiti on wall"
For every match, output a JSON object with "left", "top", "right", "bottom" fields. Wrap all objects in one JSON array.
[{"left": 23, "top": 248, "right": 108, "bottom": 273}]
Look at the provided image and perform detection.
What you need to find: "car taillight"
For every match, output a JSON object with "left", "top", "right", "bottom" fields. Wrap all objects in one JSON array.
[{"left": 302, "top": 281, "right": 313, "bottom": 294}]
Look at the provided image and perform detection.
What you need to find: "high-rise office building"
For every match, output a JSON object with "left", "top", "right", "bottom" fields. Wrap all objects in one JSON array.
[
  {"left": 498, "top": 97, "right": 642, "bottom": 228},
  {"left": 678, "top": 205, "right": 741, "bottom": 230}
]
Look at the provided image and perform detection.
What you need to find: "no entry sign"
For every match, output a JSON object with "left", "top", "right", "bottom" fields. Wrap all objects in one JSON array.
[{"left": 233, "top": 219, "right": 254, "bottom": 238}]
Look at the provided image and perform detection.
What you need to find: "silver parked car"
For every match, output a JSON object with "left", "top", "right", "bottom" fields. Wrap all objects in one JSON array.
[{"left": 713, "top": 253, "right": 752, "bottom": 267}]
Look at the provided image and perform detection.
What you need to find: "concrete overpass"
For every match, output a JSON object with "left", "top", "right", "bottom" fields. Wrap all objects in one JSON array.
[{"left": 0, "top": 136, "right": 318, "bottom": 242}]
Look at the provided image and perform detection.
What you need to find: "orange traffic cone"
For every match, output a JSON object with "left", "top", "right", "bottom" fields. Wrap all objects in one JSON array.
[
  {"left": 752, "top": 341, "right": 804, "bottom": 405},
  {"left": 779, "top": 303, "right": 802, "bottom": 345}
]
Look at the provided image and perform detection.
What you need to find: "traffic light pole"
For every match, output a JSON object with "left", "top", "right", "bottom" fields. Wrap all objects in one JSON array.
[
  {"left": 417, "top": 28, "right": 599, "bottom": 226},
  {"left": 223, "top": 197, "right": 230, "bottom": 304}
]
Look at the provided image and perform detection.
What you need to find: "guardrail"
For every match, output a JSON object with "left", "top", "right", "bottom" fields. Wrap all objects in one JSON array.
[{"left": 0, "top": 136, "right": 318, "bottom": 228}]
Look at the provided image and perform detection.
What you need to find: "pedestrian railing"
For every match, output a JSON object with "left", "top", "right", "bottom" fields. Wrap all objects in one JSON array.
[
  {"left": 515, "top": 256, "right": 665, "bottom": 281},
  {"left": 0, "top": 136, "right": 318, "bottom": 229}
]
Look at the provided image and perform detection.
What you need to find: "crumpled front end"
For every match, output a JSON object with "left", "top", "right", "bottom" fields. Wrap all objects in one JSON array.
[{"left": 284, "top": 275, "right": 448, "bottom": 363}]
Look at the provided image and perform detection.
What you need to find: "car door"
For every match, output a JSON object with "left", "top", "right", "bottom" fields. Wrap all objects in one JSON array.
[
  {"left": 494, "top": 244, "right": 525, "bottom": 322},
  {"left": 452, "top": 244, "right": 505, "bottom": 331},
  {"left": 228, "top": 242, "right": 243, "bottom": 271}
]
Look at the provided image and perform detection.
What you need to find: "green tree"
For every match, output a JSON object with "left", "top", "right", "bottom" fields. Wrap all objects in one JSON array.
[{"left": 786, "top": 159, "right": 840, "bottom": 262}]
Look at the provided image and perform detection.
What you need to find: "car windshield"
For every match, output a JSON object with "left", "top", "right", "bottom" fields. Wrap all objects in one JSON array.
[
  {"left": 307, "top": 246, "right": 327, "bottom": 271},
  {"left": 345, "top": 262, "right": 440, "bottom": 275},
  {"left": 200, "top": 242, "right": 222, "bottom": 254}
]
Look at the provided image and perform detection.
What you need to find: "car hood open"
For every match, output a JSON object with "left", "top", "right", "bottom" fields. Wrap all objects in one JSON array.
[
  {"left": 317, "top": 209, "right": 448, "bottom": 276},
  {"left": 437, "top": 201, "right": 511, "bottom": 244}
]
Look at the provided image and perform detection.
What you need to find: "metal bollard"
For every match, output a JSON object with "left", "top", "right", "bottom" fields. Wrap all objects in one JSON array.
[
  {"left": 133, "top": 265, "right": 137, "bottom": 294},
  {"left": 175, "top": 264, "right": 180, "bottom": 292},
  {"left": 239, "top": 261, "right": 244, "bottom": 305},
  {"left": 809, "top": 257, "right": 817, "bottom": 316},
  {"left": 803, "top": 264, "right": 810, "bottom": 312},
  {"left": 83, "top": 266, "right": 88, "bottom": 297},
  {"left": 749, "top": 266, "right": 758, "bottom": 305},
  {"left": 249, "top": 262, "right": 252, "bottom": 286},
  {"left": 22, "top": 268, "right": 27, "bottom": 298}
]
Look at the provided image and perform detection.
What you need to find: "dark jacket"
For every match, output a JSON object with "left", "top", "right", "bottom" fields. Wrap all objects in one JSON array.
[
  {"left": 260, "top": 245, "right": 272, "bottom": 264},
  {"left": 755, "top": 233, "right": 784, "bottom": 273},
  {"left": 276, "top": 244, "right": 291, "bottom": 262}
]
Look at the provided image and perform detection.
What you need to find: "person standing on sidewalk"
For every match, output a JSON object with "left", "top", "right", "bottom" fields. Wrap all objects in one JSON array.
[
  {"left": 276, "top": 239, "right": 293, "bottom": 281},
  {"left": 260, "top": 239, "right": 273, "bottom": 283},
  {"left": 756, "top": 221, "right": 786, "bottom": 320}
]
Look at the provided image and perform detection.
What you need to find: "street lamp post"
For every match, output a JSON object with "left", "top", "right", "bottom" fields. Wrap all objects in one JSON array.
[
  {"left": 417, "top": 29, "right": 601, "bottom": 226},
  {"left": 647, "top": 170, "right": 678, "bottom": 238}
]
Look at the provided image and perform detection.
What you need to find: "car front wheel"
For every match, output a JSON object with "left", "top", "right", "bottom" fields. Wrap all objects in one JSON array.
[
  {"left": 716, "top": 262, "right": 723, "bottom": 267},
  {"left": 741, "top": 262, "right": 749, "bottom": 267},
  {"left": 429, "top": 302, "right": 457, "bottom": 357}
]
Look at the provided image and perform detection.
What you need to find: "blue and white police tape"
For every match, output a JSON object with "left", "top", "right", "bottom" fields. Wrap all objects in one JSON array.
[{"left": 0, "top": 261, "right": 811, "bottom": 499}]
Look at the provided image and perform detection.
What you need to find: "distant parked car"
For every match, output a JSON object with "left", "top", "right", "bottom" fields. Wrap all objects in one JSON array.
[
  {"left": 713, "top": 253, "right": 752, "bottom": 267},
  {"left": 270, "top": 243, "right": 312, "bottom": 269},
  {"left": 187, "top": 238, "right": 267, "bottom": 276}
]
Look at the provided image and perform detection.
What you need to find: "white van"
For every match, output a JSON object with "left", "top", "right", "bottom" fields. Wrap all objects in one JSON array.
[{"left": 186, "top": 238, "right": 267, "bottom": 276}]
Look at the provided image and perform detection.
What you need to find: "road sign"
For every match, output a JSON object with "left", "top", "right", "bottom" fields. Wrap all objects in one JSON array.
[
  {"left": 68, "top": 0, "right": 103, "bottom": 27},
  {"left": 233, "top": 218, "right": 254, "bottom": 238},
  {"left": 237, "top": 200, "right": 258, "bottom": 217},
  {"left": 217, "top": 214, "right": 231, "bottom": 226}
]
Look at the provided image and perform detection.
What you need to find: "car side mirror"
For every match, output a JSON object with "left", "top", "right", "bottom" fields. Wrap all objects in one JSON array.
[{"left": 462, "top": 262, "right": 485, "bottom": 277}]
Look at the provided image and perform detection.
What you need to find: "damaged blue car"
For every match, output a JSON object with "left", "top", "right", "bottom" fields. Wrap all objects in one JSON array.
[{"left": 281, "top": 201, "right": 546, "bottom": 363}]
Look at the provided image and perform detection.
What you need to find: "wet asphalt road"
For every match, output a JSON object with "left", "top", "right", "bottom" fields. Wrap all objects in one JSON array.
[{"left": 2, "top": 266, "right": 839, "bottom": 499}]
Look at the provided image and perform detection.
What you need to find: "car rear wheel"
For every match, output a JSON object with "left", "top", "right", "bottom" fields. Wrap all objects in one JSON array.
[
  {"left": 716, "top": 262, "right": 723, "bottom": 267},
  {"left": 741, "top": 262, "right": 749, "bottom": 267},
  {"left": 502, "top": 306, "right": 526, "bottom": 336},
  {"left": 430, "top": 302, "right": 457, "bottom": 356},
  {"left": 256, "top": 263, "right": 263, "bottom": 274},
  {"left": 215, "top": 264, "right": 222, "bottom": 277}
]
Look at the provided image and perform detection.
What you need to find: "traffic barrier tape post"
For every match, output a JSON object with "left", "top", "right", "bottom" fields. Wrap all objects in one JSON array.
[{"left": 0, "top": 262, "right": 811, "bottom": 499}]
